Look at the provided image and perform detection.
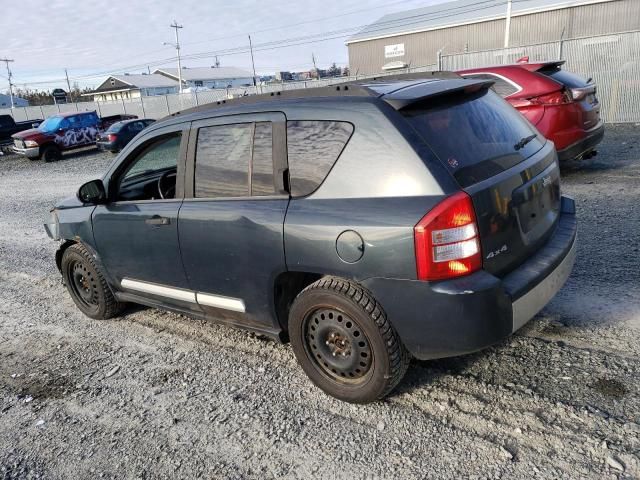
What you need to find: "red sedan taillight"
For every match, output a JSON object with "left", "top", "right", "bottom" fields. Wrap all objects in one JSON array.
[
  {"left": 414, "top": 192, "right": 482, "bottom": 281},
  {"left": 107, "top": 134, "right": 117, "bottom": 142}
]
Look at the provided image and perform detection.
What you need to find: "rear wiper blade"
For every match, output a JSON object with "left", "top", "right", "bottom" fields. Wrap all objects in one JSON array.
[{"left": 514, "top": 134, "right": 537, "bottom": 151}]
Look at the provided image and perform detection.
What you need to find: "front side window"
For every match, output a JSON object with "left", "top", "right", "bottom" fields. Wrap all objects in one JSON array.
[
  {"left": 38, "top": 116, "right": 64, "bottom": 133},
  {"left": 123, "top": 134, "right": 181, "bottom": 181},
  {"left": 286, "top": 120, "right": 354, "bottom": 197}
]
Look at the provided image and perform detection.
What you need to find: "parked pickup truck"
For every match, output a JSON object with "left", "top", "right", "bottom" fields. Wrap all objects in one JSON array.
[
  {"left": 12, "top": 111, "right": 136, "bottom": 161},
  {"left": 0, "top": 114, "right": 42, "bottom": 146}
]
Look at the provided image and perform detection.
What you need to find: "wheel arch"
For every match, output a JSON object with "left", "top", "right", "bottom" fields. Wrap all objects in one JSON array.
[{"left": 273, "top": 271, "right": 324, "bottom": 340}]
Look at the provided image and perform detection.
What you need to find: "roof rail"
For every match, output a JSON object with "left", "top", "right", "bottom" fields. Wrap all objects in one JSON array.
[{"left": 169, "top": 83, "right": 377, "bottom": 118}]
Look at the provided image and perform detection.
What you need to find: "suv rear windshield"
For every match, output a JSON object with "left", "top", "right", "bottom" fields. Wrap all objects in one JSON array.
[
  {"left": 403, "top": 89, "right": 544, "bottom": 187},
  {"left": 539, "top": 67, "right": 590, "bottom": 88}
]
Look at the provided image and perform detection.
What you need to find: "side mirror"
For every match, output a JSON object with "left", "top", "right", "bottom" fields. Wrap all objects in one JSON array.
[{"left": 78, "top": 179, "right": 106, "bottom": 204}]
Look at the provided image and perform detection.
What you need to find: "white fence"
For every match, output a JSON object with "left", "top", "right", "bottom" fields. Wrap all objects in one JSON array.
[
  {"left": 441, "top": 30, "right": 640, "bottom": 123},
  {"left": 2, "top": 30, "right": 638, "bottom": 124}
]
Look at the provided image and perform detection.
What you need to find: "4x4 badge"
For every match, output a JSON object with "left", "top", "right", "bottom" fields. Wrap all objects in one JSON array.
[
  {"left": 486, "top": 245, "right": 508, "bottom": 259},
  {"left": 542, "top": 175, "right": 552, "bottom": 187}
]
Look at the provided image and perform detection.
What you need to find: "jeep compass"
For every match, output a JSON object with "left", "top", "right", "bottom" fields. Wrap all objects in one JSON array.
[{"left": 45, "top": 76, "right": 577, "bottom": 403}]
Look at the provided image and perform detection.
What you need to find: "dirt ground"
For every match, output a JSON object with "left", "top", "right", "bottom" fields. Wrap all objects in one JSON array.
[{"left": 1, "top": 125, "right": 639, "bottom": 479}]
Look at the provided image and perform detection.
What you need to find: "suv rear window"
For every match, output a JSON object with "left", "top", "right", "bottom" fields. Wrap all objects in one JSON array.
[
  {"left": 287, "top": 121, "right": 353, "bottom": 197},
  {"left": 403, "top": 89, "right": 543, "bottom": 188},
  {"left": 540, "top": 67, "right": 590, "bottom": 88}
]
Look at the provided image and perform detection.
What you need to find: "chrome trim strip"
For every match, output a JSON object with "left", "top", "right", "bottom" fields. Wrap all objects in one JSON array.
[
  {"left": 196, "top": 292, "right": 246, "bottom": 313},
  {"left": 512, "top": 234, "right": 577, "bottom": 332},
  {"left": 121, "top": 278, "right": 196, "bottom": 303}
]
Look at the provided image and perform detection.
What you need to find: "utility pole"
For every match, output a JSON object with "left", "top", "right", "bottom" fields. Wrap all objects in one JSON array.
[
  {"left": 311, "top": 52, "right": 318, "bottom": 77},
  {"left": 0, "top": 58, "right": 15, "bottom": 109},
  {"left": 166, "top": 21, "right": 184, "bottom": 94},
  {"left": 503, "top": 0, "right": 512, "bottom": 48},
  {"left": 65, "top": 68, "right": 72, "bottom": 103},
  {"left": 248, "top": 35, "right": 259, "bottom": 93},
  {"left": 214, "top": 56, "right": 220, "bottom": 68}
]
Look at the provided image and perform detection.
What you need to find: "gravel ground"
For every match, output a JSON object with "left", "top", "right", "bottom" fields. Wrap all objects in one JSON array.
[{"left": 1, "top": 127, "right": 639, "bottom": 479}]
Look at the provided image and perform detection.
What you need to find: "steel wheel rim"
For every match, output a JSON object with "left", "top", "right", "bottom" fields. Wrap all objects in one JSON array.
[
  {"left": 303, "top": 307, "right": 373, "bottom": 384},
  {"left": 68, "top": 260, "right": 99, "bottom": 310}
]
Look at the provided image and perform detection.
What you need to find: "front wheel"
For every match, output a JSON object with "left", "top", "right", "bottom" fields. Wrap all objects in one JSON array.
[
  {"left": 289, "top": 277, "right": 410, "bottom": 403},
  {"left": 41, "top": 145, "right": 61, "bottom": 162},
  {"left": 61, "top": 244, "right": 124, "bottom": 319}
]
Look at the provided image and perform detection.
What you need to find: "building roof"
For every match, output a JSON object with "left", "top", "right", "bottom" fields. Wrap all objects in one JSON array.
[
  {"left": 346, "top": 0, "right": 615, "bottom": 44},
  {"left": 93, "top": 74, "right": 179, "bottom": 92},
  {"left": 154, "top": 66, "right": 255, "bottom": 81}
]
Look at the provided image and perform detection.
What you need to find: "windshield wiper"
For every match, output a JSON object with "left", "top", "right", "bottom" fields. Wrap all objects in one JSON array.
[{"left": 514, "top": 134, "right": 537, "bottom": 151}]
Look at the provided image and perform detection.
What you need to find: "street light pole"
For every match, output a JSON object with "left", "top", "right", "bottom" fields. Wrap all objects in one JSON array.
[
  {"left": 169, "top": 21, "right": 184, "bottom": 94},
  {"left": 0, "top": 58, "right": 15, "bottom": 109}
]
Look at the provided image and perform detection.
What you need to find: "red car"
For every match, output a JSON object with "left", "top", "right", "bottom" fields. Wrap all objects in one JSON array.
[
  {"left": 12, "top": 111, "right": 136, "bottom": 162},
  {"left": 458, "top": 60, "right": 604, "bottom": 161}
]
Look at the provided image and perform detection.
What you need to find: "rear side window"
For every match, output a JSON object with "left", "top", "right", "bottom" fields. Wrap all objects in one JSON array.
[
  {"left": 194, "top": 122, "right": 277, "bottom": 198},
  {"left": 404, "top": 89, "right": 543, "bottom": 188},
  {"left": 540, "top": 67, "right": 590, "bottom": 88},
  {"left": 462, "top": 73, "right": 520, "bottom": 97},
  {"left": 287, "top": 121, "right": 353, "bottom": 197}
]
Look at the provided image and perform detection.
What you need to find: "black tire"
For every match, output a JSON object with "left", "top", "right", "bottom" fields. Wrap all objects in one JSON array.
[
  {"left": 61, "top": 243, "right": 124, "bottom": 319},
  {"left": 289, "top": 276, "right": 410, "bottom": 403},
  {"left": 41, "top": 145, "right": 61, "bottom": 162}
]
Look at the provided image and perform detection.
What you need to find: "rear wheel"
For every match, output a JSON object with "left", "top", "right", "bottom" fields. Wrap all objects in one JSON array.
[
  {"left": 289, "top": 277, "right": 410, "bottom": 403},
  {"left": 61, "top": 244, "right": 124, "bottom": 319},
  {"left": 41, "top": 145, "right": 61, "bottom": 162}
]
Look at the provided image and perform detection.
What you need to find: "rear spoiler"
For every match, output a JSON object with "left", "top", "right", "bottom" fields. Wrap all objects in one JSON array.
[{"left": 380, "top": 78, "right": 495, "bottom": 110}]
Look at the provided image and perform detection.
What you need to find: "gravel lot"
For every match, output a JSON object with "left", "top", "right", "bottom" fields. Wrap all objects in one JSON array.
[{"left": 1, "top": 126, "right": 639, "bottom": 479}]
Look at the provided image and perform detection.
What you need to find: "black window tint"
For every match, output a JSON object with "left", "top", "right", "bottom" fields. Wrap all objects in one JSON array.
[
  {"left": 463, "top": 74, "right": 519, "bottom": 97},
  {"left": 251, "top": 122, "right": 275, "bottom": 196},
  {"left": 195, "top": 124, "right": 252, "bottom": 198},
  {"left": 287, "top": 121, "right": 353, "bottom": 197},
  {"left": 540, "top": 67, "right": 590, "bottom": 88},
  {"left": 403, "top": 89, "right": 542, "bottom": 188}
]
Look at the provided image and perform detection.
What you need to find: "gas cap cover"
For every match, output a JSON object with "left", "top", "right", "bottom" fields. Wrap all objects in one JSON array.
[{"left": 336, "top": 230, "right": 365, "bottom": 263}]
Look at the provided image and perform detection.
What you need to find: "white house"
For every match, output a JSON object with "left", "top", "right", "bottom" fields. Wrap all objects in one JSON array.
[
  {"left": 86, "top": 74, "right": 180, "bottom": 102},
  {"left": 0, "top": 93, "right": 29, "bottom": 108},
  {"left": 154, "top": 66, "right": 255, "bottom": 89}
]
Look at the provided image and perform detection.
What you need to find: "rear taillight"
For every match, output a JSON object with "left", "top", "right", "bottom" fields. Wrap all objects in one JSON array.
[
  {"left": 414, "top": 192, "right": 482, "bottom": 281},
  {"left": 531, "top": 89, "right": 573, "bottom": 105},
  {"left": 107, "top": 134, "right": 117, "bottom": 142},
  {"left": 569, "top": 86, "right": 594, "bottom": 101}
]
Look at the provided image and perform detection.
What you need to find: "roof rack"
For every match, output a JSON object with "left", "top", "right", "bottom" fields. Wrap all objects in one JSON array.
[{"left": 168, "top": 71, "right": 459, "bottom": 118}]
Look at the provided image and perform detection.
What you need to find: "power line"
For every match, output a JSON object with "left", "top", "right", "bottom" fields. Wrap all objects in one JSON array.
[{"left": 14, "top": 0, "right": 521, "bottom": 89}]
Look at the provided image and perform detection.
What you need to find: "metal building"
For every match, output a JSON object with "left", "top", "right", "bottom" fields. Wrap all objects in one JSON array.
[{"left": 346, "top": 0, "right": 640, "bottom": 75}]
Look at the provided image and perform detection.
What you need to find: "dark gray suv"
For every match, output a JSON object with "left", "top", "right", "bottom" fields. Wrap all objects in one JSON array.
[{"left": 45, "top": 76, "right": 577, "bottom": 403}]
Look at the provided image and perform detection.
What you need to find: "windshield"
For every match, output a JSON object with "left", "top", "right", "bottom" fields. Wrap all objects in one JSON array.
[
  {"left": 38, "top": 116, "right": 65, "bottom": 133},
  {"left": 403, "top": 89, "right": 544, "bottom": 187}
]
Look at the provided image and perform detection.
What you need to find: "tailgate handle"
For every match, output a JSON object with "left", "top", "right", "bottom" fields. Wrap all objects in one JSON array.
[{"left": 145, "top": 216, "right": 170, "bottom": 226}]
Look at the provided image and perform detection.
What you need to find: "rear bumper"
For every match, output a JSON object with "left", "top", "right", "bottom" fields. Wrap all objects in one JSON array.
[
  {"left": 96, "top": 141, "right": 118, "bottom": 152},
  {"left": 362, "top": 196, "right": 577, "bottom": 360},
  {"left": 12, "top": 145, "right": 40, "bottom": 158},
  {"left": 557, "top": 122, "right": 604, "bottom": 161}
]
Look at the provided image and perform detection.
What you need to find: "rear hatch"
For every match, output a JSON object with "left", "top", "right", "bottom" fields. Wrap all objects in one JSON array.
[
  {"left": 535, "top": 62, "right": 601, "bottom": 130},
  {"left": 402, "top": 86, "right": 561, "bottom": 276}
]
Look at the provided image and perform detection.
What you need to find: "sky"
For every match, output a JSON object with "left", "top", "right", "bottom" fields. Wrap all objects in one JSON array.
[{"left": 0, "top": 0, "right": 448, "bottom": 92}]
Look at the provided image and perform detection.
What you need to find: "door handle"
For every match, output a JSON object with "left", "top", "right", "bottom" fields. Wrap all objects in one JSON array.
[{"left": 145, "top": 216, "right": 170, "bottom": 226}]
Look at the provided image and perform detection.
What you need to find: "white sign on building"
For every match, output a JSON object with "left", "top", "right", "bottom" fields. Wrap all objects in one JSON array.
[{"left": 384, "top": 43, "right": 405, "bottom": 58}]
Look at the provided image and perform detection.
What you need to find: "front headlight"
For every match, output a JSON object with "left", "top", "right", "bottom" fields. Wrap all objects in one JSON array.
[
  {"left": 24, "top": 140, "right": 39, "bottom": 148},
  {"left": 44, "top": 209, "right": 60, "bottom": 240}
]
